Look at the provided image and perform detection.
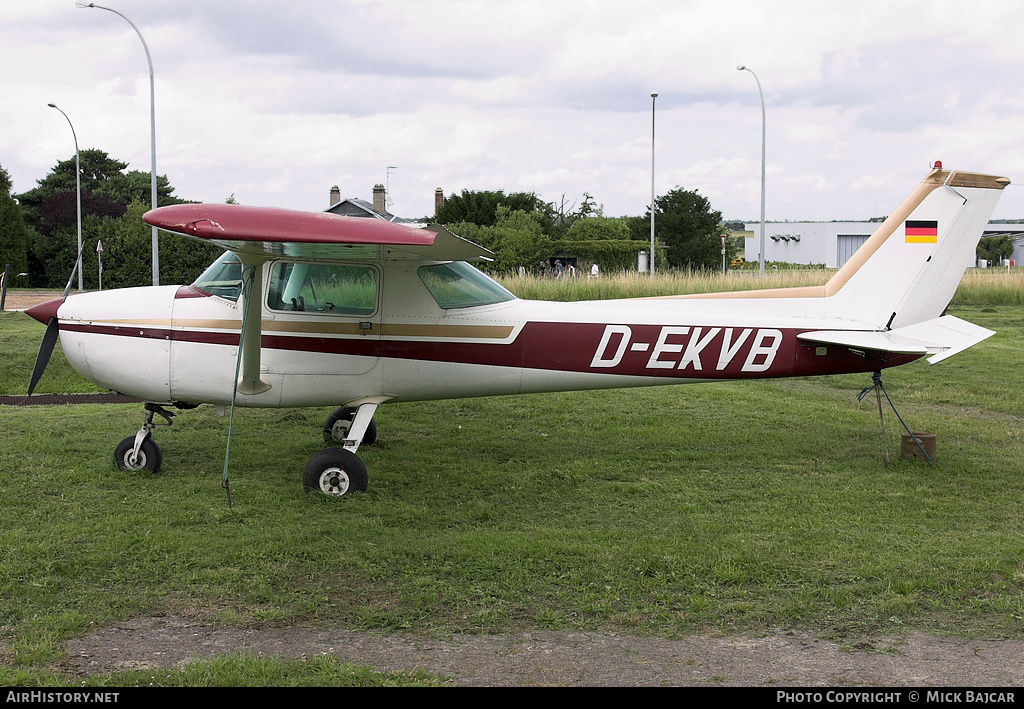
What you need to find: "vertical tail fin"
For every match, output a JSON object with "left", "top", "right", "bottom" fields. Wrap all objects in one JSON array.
[{"left": 824, "top": 168, "right": 1009, "bottom": 328}]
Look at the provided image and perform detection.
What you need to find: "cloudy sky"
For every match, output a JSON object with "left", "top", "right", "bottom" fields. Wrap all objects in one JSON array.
[{"left": 3, "top": 0, "right": 1024, "bottom": 223}]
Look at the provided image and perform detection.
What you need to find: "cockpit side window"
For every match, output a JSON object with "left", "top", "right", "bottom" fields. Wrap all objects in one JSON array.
[
  {"left": 267, "top": 261, "right": 378, "bottom": 315},
  {"left": 417, "top": 261, "right": 516, "bottom": 309}
]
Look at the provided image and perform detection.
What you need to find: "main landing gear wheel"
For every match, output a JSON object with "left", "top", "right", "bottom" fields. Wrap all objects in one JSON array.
[
  {"left": 303, "top": 448, "right": 368, "bottom": 498},
  {"left": 323, "top": 406, "right": 377, "bottom": 446},
  {"left": 114, "top": 435, "right": 162, "bottom": 473}
]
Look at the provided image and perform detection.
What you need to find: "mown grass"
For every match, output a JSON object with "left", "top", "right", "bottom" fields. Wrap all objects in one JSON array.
[
  {"left": 5, "top": 655, "right": 450, "bottom": 687},
  {"left": 1, "top": 271, "right": 1022, "bottom": 686}
]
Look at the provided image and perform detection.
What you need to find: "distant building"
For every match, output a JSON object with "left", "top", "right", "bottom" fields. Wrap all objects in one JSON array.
[
  {"left": 744, "top": 221, "right": 1024, "bottom": 268},
  {"left": 325, "top": 184, "right": 423, "bottom": 224}
]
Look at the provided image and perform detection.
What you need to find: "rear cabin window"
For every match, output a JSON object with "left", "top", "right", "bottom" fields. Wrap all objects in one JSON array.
[
  {"left": 267, "top": 262, "right": 378, "bottom": 315},
  {"left": 417, "top": 262, "right": 516, "bottom": 309}
]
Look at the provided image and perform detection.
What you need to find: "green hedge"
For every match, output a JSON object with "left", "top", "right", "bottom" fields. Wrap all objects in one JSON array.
[{"left": 551, "top": 239, "right": 649, "bottom": 271}]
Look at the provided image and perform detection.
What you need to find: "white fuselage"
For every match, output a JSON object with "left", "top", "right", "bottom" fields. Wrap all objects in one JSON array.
[{"left": 51, "top": 257, "right": 905, "bottom": 409}]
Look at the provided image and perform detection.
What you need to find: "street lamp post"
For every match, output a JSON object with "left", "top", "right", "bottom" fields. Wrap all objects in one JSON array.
[
  {"left": 48, "top": 104, "right": 83, "bottom": 292},
  {"left": 650, "top": 93, "right": 658, "bottom": 276},
  {"left": 737, "top": 65, "right": 766, "bottom": 276},
  {"left": 78, "top": 2, "right": 160, "bottom": 286}
]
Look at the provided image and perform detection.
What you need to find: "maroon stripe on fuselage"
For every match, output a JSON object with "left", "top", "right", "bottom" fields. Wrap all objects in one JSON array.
[
  {"left": 61, "top": 322, "right": 187, "bottom": 342},
  {"left": 262, "top": 334, "right": 380, "bottom": 357},
  {"left": 58, "top": 320, "right": 920, "bottom": 380}
]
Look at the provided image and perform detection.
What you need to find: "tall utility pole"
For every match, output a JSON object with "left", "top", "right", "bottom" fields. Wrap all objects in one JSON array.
[{"left": 650, "top": 93, "right": 658, "bottom": 275}]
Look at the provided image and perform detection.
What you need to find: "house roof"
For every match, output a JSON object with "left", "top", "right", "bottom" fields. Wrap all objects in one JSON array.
[{"left": 325, "top": 196, "right": 419, "bottom": 224}]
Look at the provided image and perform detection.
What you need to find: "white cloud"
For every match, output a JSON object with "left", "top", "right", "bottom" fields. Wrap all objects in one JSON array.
[{"left": 3, "top": 0, "right": 1024, "bottom": 222}]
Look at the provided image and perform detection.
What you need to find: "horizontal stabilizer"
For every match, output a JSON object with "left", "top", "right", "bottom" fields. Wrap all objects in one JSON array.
[
  {"left": 891, "top": 314, "right": 995, "bottom": 364},
  {"left": 798, "top": 315, "right": 994, "bottom": 364},
  {"left": 798, "top": 330, "right": 933, "bottom": 355}
]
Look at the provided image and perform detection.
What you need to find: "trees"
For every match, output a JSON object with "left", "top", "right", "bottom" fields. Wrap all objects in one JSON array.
[
  {"left": 631, "top": 187, "right": 723, "bottom": 270},
  {"left": 96, "top": 202, "right": 221, "bottom": 289},
  {"left": 434, "top": 185, "right": 726, "bottom": 273},
  {"left": 15, "top": 149, "right": 219, "bottom": 288},
  {"left": 438, "top": 188, "right": 652, "bottom": 272},
  {"left": 558, "top": 215, "right": 643, "bottom": 271},
  {"left": 16, "top": 150, "right": 165, "bottom": 227},
  {"left": 445, "top": 206, "right": 552, "bottom": 273},
  {"left": 0, "top": 165, "right": 31, "bottom": 280},
  {"left": 438, "top": 189, "right": 555, "bottom": 272},
  {"left": 436, "top": 189, "right": 549, "bottom": 229},
  {"left": 489, "top": 206, "right": 552, "bottom": 272},
  {"left": 977, "top": 234, "right": 1014, "bottom": 265}
]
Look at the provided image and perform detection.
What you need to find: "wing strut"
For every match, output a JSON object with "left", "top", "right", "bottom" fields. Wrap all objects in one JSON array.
[
  {"left": 236, "top": 255, "right": 270, "bottom": 395},
  {"left": 220, "top": 259, "right": 268, "bottom": 507}
]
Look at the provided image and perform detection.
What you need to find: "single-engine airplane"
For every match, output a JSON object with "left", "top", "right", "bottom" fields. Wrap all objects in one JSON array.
[{"left": 26, "top": 165, "right": 1009, "bottom": 498}]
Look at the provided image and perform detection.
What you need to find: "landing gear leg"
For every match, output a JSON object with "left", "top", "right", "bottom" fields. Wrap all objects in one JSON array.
[
  {"left": 306, "top": 402, "right": 378, "bottom": 497},
  {"left": 114, "top": 403, "right": 175, "bottom": 473}
]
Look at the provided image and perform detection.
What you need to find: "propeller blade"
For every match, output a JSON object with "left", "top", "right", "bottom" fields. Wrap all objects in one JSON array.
[
  {"left": 28, "top": 317, "right": 59, "bottom": 396},
  {"left": 25, "top": 297, "right": 67, "bottom": 397},
  {"left": 24, "top": 242, "right": 78, "bottom": 397}
]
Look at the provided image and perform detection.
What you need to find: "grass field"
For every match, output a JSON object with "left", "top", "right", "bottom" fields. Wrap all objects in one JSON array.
[{"left": 1, "top": 273, "right": 1022, "bottom": 686}]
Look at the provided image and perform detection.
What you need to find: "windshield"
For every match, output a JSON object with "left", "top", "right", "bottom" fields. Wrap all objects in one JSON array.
[
  {"left": 192, "top": 251, "right": 242, "bottom": 301},
  {"left": 417, "top": 261, "right": 516, "bottom": 309}
]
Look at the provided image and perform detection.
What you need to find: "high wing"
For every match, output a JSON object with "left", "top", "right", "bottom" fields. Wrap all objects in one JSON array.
[
  {"left": 143, "top": 203, "right": 492, "bottom": 395},
  {"left": 142, "top": 203, "right": 492, "bottom": 262}
]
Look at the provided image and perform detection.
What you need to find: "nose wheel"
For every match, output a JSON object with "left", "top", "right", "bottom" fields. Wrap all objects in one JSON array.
[
  {"left": 114, "top": 435, "right": 162, "bottom": 473},
  {"left": 113, "top": 403, "right": 174, "bottom": 474}
]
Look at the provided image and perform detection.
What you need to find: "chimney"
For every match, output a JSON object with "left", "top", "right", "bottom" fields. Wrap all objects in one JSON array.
[
  {"left": 329, "top": 185, "right": 340, "bottom": 206},
  {"left": 435, "top": 188, "right": 444, "bottom": 219},
  {"left": 372, "top": 184, "right": 386, "bottom": 215}
]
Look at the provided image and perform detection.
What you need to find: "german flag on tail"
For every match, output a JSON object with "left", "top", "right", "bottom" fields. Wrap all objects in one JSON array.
[{"left": 905, "top": 219, "right": 938, "bottom": 243}]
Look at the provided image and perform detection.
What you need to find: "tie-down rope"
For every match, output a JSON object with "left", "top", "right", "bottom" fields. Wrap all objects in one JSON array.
[{"left": 857, "top": 371, "right": 934, "bottom": 466}]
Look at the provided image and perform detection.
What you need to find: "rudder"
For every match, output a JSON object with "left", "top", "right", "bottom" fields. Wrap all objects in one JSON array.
[{"left": 823, "top": 168, "right": 1008, "bottom": 329}]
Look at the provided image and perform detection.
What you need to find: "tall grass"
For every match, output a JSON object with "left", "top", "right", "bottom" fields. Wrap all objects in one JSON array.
[
  {"left": 496, "top": 267, "right": 1024, "bottom": 305},
  {"left": 953, "top": 267, "right": 1024, "bottom": 306},
  {"left": 495, "top": 268, "right": 831, "bottom": 301}
]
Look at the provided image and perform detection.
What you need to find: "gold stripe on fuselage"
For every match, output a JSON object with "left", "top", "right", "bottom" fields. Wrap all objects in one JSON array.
[{"left": 75, "top": 318, "right": 514, "bottom": 340}]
